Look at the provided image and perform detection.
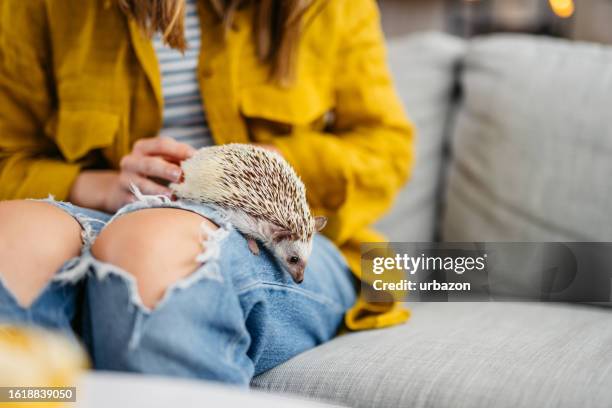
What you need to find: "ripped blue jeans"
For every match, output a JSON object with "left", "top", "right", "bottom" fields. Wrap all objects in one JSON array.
[{"left": 0, "top": 197, "right": 356, "bottom": 385}]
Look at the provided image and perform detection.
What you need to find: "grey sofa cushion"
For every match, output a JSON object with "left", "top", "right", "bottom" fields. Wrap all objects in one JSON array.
[
  {"left": 252, "top": 303, "right": 612, "bottom": 408},
  {"left": 375, "top": 32, "right": 465, "bottom": 241},
  {"left": 443, "top": 35, "right": 612, "bottom": 241}
]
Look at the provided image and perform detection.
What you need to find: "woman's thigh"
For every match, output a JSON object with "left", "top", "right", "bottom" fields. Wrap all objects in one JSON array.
[
  {"left": 84, "top": 199, "right": 355, "bottom": 385},
  {"left": 0, "top": 199, "right": 111, "bottom": 334}
]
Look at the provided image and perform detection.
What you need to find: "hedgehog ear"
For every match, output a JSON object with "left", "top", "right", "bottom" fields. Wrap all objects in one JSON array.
[
  {"left": 265, "top": 223, "right": 292, "bottom": 243},
  {"left": 314, "top": 216, "right": 327, "bottom": 232},
  {"left": 272, "top": 229, "right": 292, "bottom": 243}
]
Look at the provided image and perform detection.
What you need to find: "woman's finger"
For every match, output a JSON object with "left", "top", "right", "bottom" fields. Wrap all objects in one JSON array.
[
  {"left": 120, "top": 155, "right": 182, "bottom": 183},
  {"left": 133, "top": 136, "right": 195, "bottom": 162},
  {"left": 119, "top": 172, "right": 172, "bottom": 196}
]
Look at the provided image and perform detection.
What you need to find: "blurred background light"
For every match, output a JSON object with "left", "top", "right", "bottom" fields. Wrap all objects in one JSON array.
[
  {"left": 549, "top": 0, "right": 575, "bottom": 19},
  {"left": 379, "top": 0, "right": 611, "bottom": 45}
]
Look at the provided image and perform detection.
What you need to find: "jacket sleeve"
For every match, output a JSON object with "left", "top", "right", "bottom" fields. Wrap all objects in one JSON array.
[
  {"left": 0, "top": 0, "right": 81, "bottom": 200},
  {"left": 272, "top": 0, "right": 415, "bottom": 245}
]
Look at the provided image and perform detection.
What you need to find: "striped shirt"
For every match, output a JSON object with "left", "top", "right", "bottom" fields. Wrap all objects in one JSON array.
[{"left": 152, "top": 0, "right": 214, "bottom": 149}]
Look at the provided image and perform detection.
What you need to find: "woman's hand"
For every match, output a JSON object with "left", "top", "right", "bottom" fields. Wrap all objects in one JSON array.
[
  {"left": 69, "top": 170, "right": 129, "bottom": 213},
  {"left": 69, "top": 137, "right": 195, "bottom": 213},
  {"left": 119, "top": 136, "right": 195, "bottom": 195}
]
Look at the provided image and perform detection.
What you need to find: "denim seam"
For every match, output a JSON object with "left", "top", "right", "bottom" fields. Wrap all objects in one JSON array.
[
  {"left": 54, "top": 284, "right": 78, "bottom": 322},
  {"left": 237, "top": 281, "right": 345, "bottom": 313},
  {"left": 224, "top": 328, "right": 252, "bottom": 385}
]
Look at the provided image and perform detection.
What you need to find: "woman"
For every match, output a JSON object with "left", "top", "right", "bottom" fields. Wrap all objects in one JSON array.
[{"left": 0, "top": 0, "right": 413, "bottom": 383}]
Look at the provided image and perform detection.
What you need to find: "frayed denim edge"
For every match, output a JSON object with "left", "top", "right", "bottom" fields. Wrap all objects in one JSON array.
[
  {"left": 82, "top": 187, "right": 232, "bottom": 350},
  {"left": 85, "top": 185, "right": 232, "bottom": 314},
  {"left": 30, "top": 196, "right": 106, "bottom": 284},
  {"left": 33, "top": 195, "right": 102, "bottom": 249}
]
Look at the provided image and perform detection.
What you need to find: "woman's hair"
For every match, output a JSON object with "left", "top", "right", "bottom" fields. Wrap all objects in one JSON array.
[{"left": 117, "top": 0, "right": 314, "bottom": 84}]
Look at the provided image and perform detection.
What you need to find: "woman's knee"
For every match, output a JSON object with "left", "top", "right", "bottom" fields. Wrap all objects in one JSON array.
[
  {"left": 0, "top": 200, "right": 83, "bottom": 306},
  {"left": 91, "top": 208, "right": 218, "bottom": 309}
]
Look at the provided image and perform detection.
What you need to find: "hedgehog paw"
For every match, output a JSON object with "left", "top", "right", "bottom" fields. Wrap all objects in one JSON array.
[{"left": 247, "top": 238, "right": 260, "bottom": 255}]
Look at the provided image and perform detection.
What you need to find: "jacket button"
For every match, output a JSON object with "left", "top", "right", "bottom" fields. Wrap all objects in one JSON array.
[
  {"left": 323, "top": 192, "right": 344, "bottom": 210},
  {"left": 201, "top": 67, "right": 214, "bottom": 78}
]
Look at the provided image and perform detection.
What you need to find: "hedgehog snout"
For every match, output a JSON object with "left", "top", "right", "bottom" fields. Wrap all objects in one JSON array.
[
  {"left": 286, "top": 258, "right": 306, "bottom": 284},
  {"left": 280, "top": 248, "right": 308, "bottom": 284},
  {"left": 272, "top": 237, "right": 312, "bottom": 284}
]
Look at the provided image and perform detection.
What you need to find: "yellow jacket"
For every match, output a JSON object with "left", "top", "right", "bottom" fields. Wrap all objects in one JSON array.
[{"left": 0, "top": 0, "right": 414, "bottom": 330}]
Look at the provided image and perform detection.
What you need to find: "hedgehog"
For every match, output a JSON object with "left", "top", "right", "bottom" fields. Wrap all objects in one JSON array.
[{"left": 170, "top": 143, "right": 327, "bottom": 283}]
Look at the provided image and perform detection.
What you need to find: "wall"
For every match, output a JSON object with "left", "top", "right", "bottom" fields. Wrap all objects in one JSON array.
[{"left": 379, "top": 0, "right": 612, "bottom": 44}]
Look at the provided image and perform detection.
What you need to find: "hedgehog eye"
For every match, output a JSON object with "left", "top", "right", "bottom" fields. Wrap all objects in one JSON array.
[{"left": 289, "top": 256, "right": 300, "bottom": 264}]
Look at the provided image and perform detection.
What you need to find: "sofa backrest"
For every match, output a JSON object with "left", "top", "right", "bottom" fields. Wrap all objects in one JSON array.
[
  {"left": 380, "top": 32, "right": 612, "bottom": 243},
  {"left": 443, "top": 34, "right": 612, "bottom": 241}
]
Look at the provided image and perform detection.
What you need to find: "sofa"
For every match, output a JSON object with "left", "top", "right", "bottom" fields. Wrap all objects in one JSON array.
[{"left": 250, "top": 32, "right": 612, "bottom": 407}]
